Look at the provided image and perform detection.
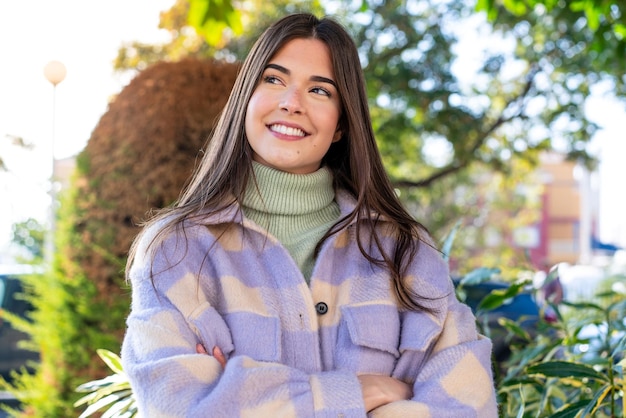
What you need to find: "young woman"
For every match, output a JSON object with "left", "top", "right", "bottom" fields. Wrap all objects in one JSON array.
[{"left": 121, "top": 13, "right": 498, "bottom": 417}]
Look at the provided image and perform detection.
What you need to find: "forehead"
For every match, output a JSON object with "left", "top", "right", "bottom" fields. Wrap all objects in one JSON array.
[{"left": 267, "top": 38, "right": 335, "bottom": 78}]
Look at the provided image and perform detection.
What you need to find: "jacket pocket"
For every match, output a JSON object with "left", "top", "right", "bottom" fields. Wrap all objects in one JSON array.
[
  {"left": 399, "top": 310, "right": 441, "bottom": 353},
  {"left": 224, "top": 312, "right": 282, "bottom": 362},
  {"left": 336, "top": 304, "right": 400, "bottom": 374},
  {"left": 392, "top": 310, "right": 443, "bottom": 383}
]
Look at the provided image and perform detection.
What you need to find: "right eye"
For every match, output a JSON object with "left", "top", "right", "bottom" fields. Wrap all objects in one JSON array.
[{"left": 262, "top": 75, "right": 282, "bottom": 85}]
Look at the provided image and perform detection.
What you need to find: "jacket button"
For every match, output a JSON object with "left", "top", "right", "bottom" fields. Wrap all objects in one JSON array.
[{"left": 315, "top": 302, "right": 328, "bottom": 315}]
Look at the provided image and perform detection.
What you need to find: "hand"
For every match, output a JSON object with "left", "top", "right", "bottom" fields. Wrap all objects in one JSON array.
[
  {"left": 358, "top": 374, "right": 412, "bottom": 412},
  {"left": 196, "top": 343, "right": 227, "bottom": 369}
]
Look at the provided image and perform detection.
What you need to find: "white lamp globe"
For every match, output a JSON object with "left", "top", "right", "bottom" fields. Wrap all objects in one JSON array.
[{"left": 44, "top": 60, "right": 67, "bottom": 86}]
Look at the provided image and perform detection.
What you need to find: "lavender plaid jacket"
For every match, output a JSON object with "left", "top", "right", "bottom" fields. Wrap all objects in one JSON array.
[{"left": 121, "top": 192, "right": 498, "bottom": 417}]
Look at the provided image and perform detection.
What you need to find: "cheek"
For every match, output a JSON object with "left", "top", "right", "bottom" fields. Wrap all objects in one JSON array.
[
  {"left": 325, "top": 100, "right": 341, "bottom": 125},
  {"left": 244, "top": 109, "right": 252, "bottom": 137},
  {"left": 244, "top": 96, "right": 260, "bottom": 136},
  {"left": 320, "top": 110, "right": 341, "bottom": 137},
  {"left": 245, "top": 92, "right": 271, "bottom": 125}
]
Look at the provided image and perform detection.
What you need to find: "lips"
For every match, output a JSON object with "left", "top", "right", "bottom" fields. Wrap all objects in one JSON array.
[{"left": 268, "top": 123, "right": 307, "bottom": 137}]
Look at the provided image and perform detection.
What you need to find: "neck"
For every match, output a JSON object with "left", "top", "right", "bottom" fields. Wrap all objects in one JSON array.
[{"left": 242, "top": 162, "right": 340, "bottom": 280}]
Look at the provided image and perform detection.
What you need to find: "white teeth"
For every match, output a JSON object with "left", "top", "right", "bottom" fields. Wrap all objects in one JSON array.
[{"left": 270, "top": 124, "right": 305, "bottom": 137}]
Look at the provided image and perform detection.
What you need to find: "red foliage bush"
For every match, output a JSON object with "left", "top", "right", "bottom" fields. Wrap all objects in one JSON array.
[{"left": 72, "top": 57, "right": 239, "bottom": 299}]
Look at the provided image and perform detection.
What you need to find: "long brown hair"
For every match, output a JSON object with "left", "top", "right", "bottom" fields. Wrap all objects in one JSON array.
[{"left": 127, "top": 13, "right": 435, "bottom": 311}]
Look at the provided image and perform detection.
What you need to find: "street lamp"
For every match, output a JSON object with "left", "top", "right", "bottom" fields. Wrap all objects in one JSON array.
[{"left": 43, "top": 60, "right": 66, "bottom": 264}]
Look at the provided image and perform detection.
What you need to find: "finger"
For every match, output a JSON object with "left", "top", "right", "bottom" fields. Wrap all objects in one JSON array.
[
  {"left": 196, "top": 343, "right": 208, "bottom": 354},
  {"left": 213, "top": 346, "right": 227, "bottom": 369}
]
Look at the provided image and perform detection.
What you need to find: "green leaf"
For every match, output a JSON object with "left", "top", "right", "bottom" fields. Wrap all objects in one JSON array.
[
  {"left": 615, "top": 24, "right": 626, "bottom": 38},
  {"left": 459, "top": 267, "right": 501, "bottom": 286},
  {"left": 477, "top": 281, "right": 526, "bottom": 311},
  {"left": 612, "top": 336, "right": 626, "bottom": 359},
  {"left": 549, "top": 400, "right": 596, "bottom": 418},
  {"left": 569, "top": 0, "right": 586, "bottom": 13},
  {"left": 502, "top": 0, "right": 530, "bottom": 15},
  {"left": 580, "top": 384, "right": 611, "bottom": 417},
  {"left": 514, "top": 381, "right": 526, "bottom": 418},
  {"left": 584, "top": 4, "right": 601, "bottom": 31},
  {"left": 74, "top": 391, "right": 100, "bottom": 408},
  {"left": 498, "top": 317, "right": 531, "bottom": 340},
  {"left": 474, "top": 0, "right": 490, "bottom": 14},
  {"left": 440, "top": 219, "right": 461, "bottom": 262},
  {"left": 562, "top": 300, "right": 604, "bottom": 312},
  {"left": 101, "top": 396, "right": 136, "bottom": 418},
  {"left": 97, "top": 349, "right": 124, "bottom": 375},
  {"left": 77, "top": 393, "right": 125, "bottom": 418},
  {"left": 76, "top": 374, "right": 129, "bottom": 392},
  {"left": 187, "top": 0, "right": 242, "bottom": 46},
  {"left": 526, "top": 361, "right": 609, "bottom": 382}
]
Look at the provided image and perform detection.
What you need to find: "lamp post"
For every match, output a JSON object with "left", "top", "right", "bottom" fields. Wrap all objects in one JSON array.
[{"left": 43, "top": 60, "right": 66, "bottom": 265}]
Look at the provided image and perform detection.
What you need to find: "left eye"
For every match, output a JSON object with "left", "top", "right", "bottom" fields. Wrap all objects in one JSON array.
[
  {"left": 263, "top": 75, "right": 282, "bottom": 85},
  {"left": 310, "top": 87, "right": 331, "bottom": 97}
]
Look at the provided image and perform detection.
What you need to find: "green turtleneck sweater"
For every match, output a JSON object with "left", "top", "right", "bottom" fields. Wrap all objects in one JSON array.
[{"left": 242, "top": 162, "right": 341, "bottom": 282}]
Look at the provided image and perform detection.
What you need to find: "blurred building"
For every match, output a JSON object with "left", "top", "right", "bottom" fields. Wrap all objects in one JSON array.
[
  {"left": 53, "top": 156, "right": 76, "bottom": 190},
  {"left": 522, "top": 152, "right": 619, "bottom": 271}
]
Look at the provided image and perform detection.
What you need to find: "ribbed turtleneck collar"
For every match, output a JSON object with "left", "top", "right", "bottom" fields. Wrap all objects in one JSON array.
[
  {"left": 243, "top": 162, "right": 336, "bottom": 216},
  {"left": 241, "top": 162, "right": 341, "bottom": 281}
]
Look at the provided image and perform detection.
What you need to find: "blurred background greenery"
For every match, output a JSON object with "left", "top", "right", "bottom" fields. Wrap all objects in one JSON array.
[{"left": 1, "top": 0, "right": 625, "bottom": 416}]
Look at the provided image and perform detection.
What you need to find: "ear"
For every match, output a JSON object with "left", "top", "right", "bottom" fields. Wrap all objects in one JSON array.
[{"left": 332, "top": 127, "right": 342, "bottom": 143}]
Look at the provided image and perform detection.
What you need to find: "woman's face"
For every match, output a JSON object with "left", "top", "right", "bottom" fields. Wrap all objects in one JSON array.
[{"left": 245, "top": 38, "right": 342, "bottom": 174}]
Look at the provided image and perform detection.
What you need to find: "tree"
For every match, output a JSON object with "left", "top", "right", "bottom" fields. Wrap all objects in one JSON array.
[
  {"left": 112, "top": 1, "right": 624, "bottom": 259},
  {"left": 326, "top": 0, "right": 617, "bottom": 270},
  {"left": 478, "top": 0, "right": 626, "bottom": 45},
  {"left": 11, "top": 218, "right": 45, "bottom": 263},
  {"left": 1, "top": 59, "right": 241, "bottom": 416},
  {"left": 113, "top": 0, "right": 325, "bottom": 74},
  {"left": 10, "top": 1, "right": 624, "bottom": 413}
]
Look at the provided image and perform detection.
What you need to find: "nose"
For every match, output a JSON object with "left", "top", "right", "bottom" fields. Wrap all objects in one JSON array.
[{"left": 279, "top": 88, "right": 303, "bottom": 114}]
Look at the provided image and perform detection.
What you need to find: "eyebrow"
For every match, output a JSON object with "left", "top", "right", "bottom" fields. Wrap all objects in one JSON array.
[{"left": 265, "top": 63, "right": 338, "bottom": 89}]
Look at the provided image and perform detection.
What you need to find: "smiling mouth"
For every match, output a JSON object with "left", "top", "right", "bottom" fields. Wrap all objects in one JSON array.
[{"left": 269, "top": 124, "right": 307, "bottom": 137}]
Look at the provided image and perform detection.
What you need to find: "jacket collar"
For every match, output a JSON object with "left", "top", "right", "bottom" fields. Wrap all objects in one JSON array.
[{"left": 194, "top": 189, "right": 387, "bottom": 229}]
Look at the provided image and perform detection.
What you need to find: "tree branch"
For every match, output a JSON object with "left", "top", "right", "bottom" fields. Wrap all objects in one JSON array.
[{"left": 391, "top": 64, "right": 540, "bottom": 189}]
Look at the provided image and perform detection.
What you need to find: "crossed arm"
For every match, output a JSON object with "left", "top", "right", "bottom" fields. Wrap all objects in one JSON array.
[{"left": 196, "top": 343, "right": 412, "bottom": 412}]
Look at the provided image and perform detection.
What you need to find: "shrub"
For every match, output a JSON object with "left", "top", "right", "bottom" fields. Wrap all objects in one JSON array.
[
  {"left": 493, "top": 268, "right": 626, "bottom": 417},
  {"left": 1, "top": 58, "right": 239, "bottom": 416}
]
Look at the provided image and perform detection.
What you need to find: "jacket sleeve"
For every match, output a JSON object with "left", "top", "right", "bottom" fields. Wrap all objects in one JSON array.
[
  {"left": 121, "top": 230, "right": 367, "bottom": 418},
  {"left": 368, "top": 239, "right": 499, "bottom": 418}
]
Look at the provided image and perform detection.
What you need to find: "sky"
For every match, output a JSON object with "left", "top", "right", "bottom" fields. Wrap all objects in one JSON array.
[{"left": 0, "top": 1, "right": 625, "bottom": 264}]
